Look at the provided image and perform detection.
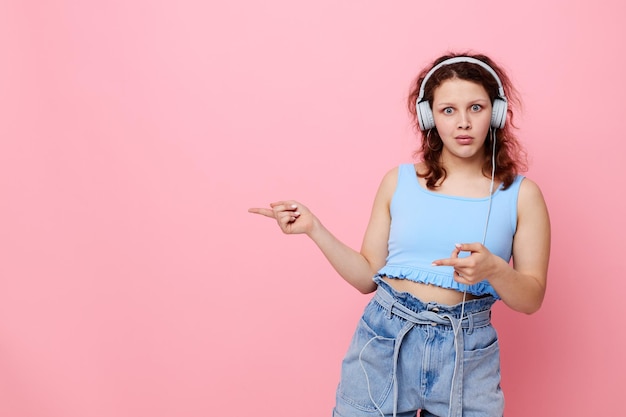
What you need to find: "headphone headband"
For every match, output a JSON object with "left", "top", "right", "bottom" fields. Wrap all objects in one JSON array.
[{"left": 417, "top": 56, "right": 506, "bottom": 102}]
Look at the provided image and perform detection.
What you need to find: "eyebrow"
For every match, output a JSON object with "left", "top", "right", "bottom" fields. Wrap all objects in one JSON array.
[{"left": 434, "top": 98, "right": 490, "bottom": 107}]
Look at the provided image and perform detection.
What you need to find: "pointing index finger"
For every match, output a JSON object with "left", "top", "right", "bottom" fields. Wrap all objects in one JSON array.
[
  {"left": 432, "top": 243, "right": 464, "bottom": 266},
  {"left": 248, "top": 207, "right": 276, "bottom": 218},
  {"left": 431, "top": 258, "right": 458, "bottom": 267}
]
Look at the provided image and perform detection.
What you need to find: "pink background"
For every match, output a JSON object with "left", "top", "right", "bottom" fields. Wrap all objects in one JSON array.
[{"left": 1, "top": 1, "right": 624, "bottom": 416}]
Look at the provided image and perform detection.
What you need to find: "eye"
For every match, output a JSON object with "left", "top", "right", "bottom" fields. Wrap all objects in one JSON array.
[
  {"left": 471, "top": 104, "right": 482, "bottom": 112},
  {"left": 443, "top": 107, "right": 454, "bottom": 115}
]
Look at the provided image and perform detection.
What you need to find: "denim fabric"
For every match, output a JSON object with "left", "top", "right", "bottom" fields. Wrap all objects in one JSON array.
[{"left": 333, "top": 278, "right": 504, "bottom": 417}]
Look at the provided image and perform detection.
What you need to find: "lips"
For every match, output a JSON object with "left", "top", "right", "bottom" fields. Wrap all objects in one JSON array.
[{"left": 455, "top": 135, "right": 473, "bottom": 145}]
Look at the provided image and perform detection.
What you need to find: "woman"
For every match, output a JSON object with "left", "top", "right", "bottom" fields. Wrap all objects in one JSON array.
[{"left": 249, "top": 52, "right": 550, "bottom": 417}]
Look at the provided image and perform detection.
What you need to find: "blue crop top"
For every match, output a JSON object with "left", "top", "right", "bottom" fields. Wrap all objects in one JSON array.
[{"left": 376, "top": 163, "right": 524, "bottom": 299}]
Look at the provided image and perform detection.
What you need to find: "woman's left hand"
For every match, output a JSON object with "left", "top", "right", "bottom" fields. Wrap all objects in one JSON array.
[{"left": 431, "top": 243, "right": 498, "bottom": 285}]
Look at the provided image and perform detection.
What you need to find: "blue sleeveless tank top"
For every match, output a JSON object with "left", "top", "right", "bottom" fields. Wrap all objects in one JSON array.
[{"left": 376, "top": 163, "right": 524, "bottom": 299}]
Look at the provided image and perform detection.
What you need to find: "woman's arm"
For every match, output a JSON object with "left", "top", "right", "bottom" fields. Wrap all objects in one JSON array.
[
  {"left": 432, "top": 178, "right": 551, "bottom": 314},
  {"left": 248, "top": 168, "right": 397, "bottom": 293},
  {"left": 490, "top": 178, "right": 551, "bottom": 313}
]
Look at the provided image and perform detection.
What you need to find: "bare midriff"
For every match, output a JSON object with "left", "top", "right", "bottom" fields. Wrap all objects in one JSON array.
[{"left": 381, "top": 276, "right": 487, "bottom": 305}]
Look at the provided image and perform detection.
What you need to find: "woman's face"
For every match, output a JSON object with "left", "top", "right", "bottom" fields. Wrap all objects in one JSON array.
[{"left": 432, "top": 78, "right": 492, "bottom": 163}]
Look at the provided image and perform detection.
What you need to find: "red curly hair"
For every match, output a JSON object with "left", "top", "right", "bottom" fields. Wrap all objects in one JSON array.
[{"left": 407, "top": 52, "right": 527, "bottom": 190}]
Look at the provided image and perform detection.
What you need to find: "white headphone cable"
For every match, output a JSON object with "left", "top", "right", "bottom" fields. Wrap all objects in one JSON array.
[{"left": 457, "top": 128, "right": 497, "bottom": 333}]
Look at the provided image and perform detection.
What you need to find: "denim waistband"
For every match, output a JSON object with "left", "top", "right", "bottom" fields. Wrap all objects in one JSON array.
[
  {"left": 374, "top": 275, "right": 496, "bottom": 317},
  {"left": 373, "top": 279, "right": 492, "bottom": 331},
  {"left": 372, "top": 277, "right": 494, "bottom": 417}
]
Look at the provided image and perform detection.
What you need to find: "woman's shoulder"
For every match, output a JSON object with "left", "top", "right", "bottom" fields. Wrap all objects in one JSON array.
[
  {"left": 376, "top": 164, "right": 410, "bottom": 200},
  {"left": 517, "top": 176, "right": 548, "bottom": 209},
  {"left": 379, "top": 165, "right": 400, "bottom": 189},
  {"left": 380, "top": 163, "right": 417, "bottom": 184},
  {"left": 383, "top": 162, "right": 424, "bottom": 177},
  {"left": 518, "top": 176, "right": 542, "bottom": 196},
  {"left": 515, "top": 176, "right": 550, "bottom": 240}
]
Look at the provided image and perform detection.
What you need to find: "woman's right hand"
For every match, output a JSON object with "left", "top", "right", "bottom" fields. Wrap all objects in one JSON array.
[{"left": 248, "top": 200, "right": 317, "bottom": 235}]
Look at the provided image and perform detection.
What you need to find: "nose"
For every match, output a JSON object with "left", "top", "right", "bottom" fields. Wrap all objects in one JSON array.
[{"left": 458, "top": 111, "right": 471, "bottom": 129}]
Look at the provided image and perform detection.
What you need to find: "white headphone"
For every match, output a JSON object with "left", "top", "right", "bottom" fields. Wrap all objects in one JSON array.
[{"left": 416, "top": 56, "right": 508, "bottom": 131}]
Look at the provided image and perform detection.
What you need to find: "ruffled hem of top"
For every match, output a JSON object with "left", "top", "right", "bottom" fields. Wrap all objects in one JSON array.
[{"left": 376, "top": 264, "right": 500, "bottom": 300}]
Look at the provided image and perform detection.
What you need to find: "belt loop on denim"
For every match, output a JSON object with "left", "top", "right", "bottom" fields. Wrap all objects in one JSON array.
[
  {"left": 466, "top": 310, "right": 475, "bottom": 335},
  {"left": 386, "top": 301, "right": 395, "bottom": 320}
]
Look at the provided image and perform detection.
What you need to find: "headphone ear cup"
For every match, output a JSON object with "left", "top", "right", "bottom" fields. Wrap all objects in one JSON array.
[
  {"left": 417, "top": 100, "right": 435, "bottom": 131},
  {"left": 491, "top": 98, "right": 508, "bottom": 129}
]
